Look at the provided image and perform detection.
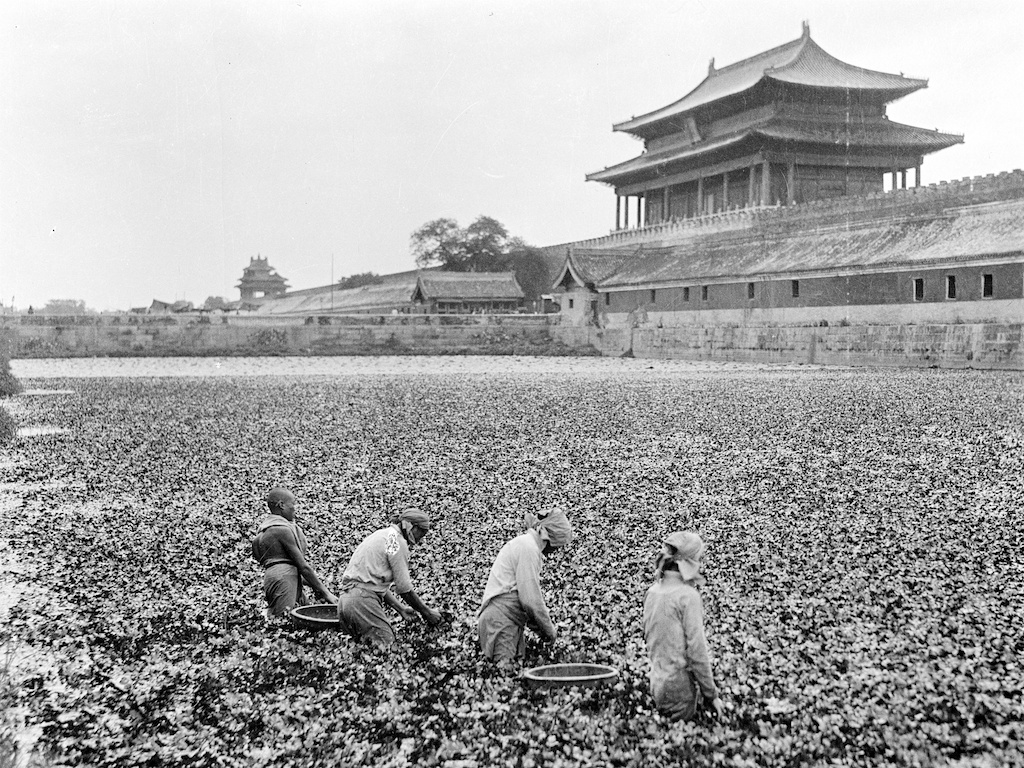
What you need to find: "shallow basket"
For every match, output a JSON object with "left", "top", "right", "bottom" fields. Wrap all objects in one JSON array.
[
  {"left": 522, "top": 663, "right": 619, "bottom": 689},
  {"left": 290, "top": 603, "right": 341, "bottom": 631}
]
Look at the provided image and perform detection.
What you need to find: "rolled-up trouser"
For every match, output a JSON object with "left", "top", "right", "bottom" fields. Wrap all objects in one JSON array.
[
  {"left": 263, "top": 563, "right": 307, "bottom": 617},
  {"left": 338, "top": 587, "right": 395, "bottom": 648},
  {"left": 478, "top": 591, "right": 528, "bottom": 662},
  {"left": 650, "top": 670, "right": 702, "bottom": 722}
]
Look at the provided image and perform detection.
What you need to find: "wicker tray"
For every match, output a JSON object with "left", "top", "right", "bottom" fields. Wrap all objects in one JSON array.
[{"left": 522, "top": 663, "right": 618, "bottom": 689}]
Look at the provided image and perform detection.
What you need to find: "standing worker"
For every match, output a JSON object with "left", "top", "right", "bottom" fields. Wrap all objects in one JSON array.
[
  {"left": 337, "top": 508, "right": 443, "bottom": 649},
  {"left": 252, "top": 487, "right": 338, "bottom": 618},
  {"left": 643, "top": 530, "right": 726, "bottom": 721},
  {"left": 477, "top": 508, "right": 574, "bottom": 664}
]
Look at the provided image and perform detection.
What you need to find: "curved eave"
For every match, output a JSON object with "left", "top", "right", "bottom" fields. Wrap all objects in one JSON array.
[
  {"left": 614, "top": 33, "right": 930, "bottom": 138},
  {"left": 587, "top": 133, "right": 750, "bottom": 185}
]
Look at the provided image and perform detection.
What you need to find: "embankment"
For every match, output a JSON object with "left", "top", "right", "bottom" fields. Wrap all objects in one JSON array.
[{"left": 1, "top": 314, "right": 1020, "bottom": 369}]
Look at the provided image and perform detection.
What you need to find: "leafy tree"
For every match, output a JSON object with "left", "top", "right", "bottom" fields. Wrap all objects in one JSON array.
[
  {"left": 411, "top": 216, "right": 554, "bottom": 301},
  {"left": 40, "top": 299, "right": 93, "bottom": 315},
  {"left": 411, "top": 218, "right": 470, "bottom": 271},
  {"left": 337, "top": 272, "right": 384, "bottom": 290},
  {"left": 203, "top": 296, "right": 229, "bottom": 310}
]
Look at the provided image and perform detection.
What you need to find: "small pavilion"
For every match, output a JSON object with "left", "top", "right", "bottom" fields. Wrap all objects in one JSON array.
[
  {"left": 587, "top": 22, "right": 963, "bottom": 229},
  {"left": 237, "top": 256, "right": 289, "bottom": 300}
]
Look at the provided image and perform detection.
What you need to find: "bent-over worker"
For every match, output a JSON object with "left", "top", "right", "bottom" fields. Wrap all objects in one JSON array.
[
  {"left": 251, "top": 487, "right": 338, "bottom": 618},
  {"left": 337, "top": 508, "right": 443, "bottom": 648},
  {"left": 477, "top": 508, "right": 574, "bottom": 663},
  {"left": 643, "top": 530, "right": 725, "bottom": 722}
]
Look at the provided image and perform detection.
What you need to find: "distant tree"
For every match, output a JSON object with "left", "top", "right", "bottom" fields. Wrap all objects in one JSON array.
[
  {"left": 336, "top": 272, "right": 384, "bottom": 290},
  {"left": 411, "top": 218, "right": 471, "bottom": 271},
  {"left": 203, "top": 296, "right": 229, "bottom": 310},
  {"left": 41, "top": 299, "right": 94, "bottom": 315},
  {"left": 506, "top": 241, "right": 555, "bottom": 303},
  {"left": 410, "top": 216, "right": 554, "bottom": 301}
]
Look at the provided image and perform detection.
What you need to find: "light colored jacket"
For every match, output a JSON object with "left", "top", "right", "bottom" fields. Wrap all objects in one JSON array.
[
  {"left": 479, "top": 530, "right": 555, "bottom": 640},
  {"left": 643, "top": 571, "right": 718, "bottom": 701}
]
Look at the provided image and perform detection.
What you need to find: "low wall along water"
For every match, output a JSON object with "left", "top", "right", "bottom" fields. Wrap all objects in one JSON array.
[{"left": 1, "top": 314, "right": 1020, "bottom": 369}]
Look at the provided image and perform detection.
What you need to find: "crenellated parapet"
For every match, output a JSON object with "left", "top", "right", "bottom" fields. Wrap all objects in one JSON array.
[{"left": 559, "top": 169, "right": 1024, "bottom": 253}]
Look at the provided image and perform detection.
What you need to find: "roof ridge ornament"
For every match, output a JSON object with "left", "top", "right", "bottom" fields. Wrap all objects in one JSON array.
[
  {"left": 708, "top": 57, "right": 715, "bottom": 75},
  {"left": 801, "top": 20, "right": 810, "bottom": 38}
]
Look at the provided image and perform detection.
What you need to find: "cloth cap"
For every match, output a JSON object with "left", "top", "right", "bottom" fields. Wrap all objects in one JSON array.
[
  {"left": 393, "top": 507, "right": 431, "bottom": 529},
  {"left": 663, "top": 531, "right": 704, "bottom": 562},
  {"left": 527, "top": 507, "right": 573, "bottom": 548}
]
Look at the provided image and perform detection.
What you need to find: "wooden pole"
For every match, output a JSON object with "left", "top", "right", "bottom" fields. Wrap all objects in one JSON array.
[
  {"left": 761, "top": 160, "right": 771, "bottom": 205},
  {"left": 697, "top": 177, "right": 704, "bottom": 216},
  {"left": 616, "top": 196, "right": 621, "bottom": 230},
  {"left": 787, "top": 161, "right": 796, "bottom": 205},
  {"left": 748, "top": 165, "right": 756, "bottom": 207},
  {"left": 722, "top": 172, "right": 729, "bottom": 212}
]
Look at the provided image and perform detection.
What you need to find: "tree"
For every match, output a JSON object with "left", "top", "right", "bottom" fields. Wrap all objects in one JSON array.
[
  {"left": 411, "top": 215, "right": 514, "bottom": 273},
  {"left": 337, "top": 272, "right": 384, "bottom": 290},
  {"left": 411, "top": 218, "right": 470, "bottom": 271},
  {"left": 410, "top": 215, "right": 555, "bottom": 301},
  {"left": 203, "top": 296, "right": 229, "bottom": 311},
  {"left": 41, "top": 299, "right": 93, "bottom": 315}
]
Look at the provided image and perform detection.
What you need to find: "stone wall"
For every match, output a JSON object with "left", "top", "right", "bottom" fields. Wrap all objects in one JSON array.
[
  {"left": 2, "top": 314, "right": 596, "bottom": 358},
  {"left": 591, "top": 322, "right": 1023, "bottom": 369},
  {"left": 3, "top": 314, "right": 1020, "bottom": 369}
]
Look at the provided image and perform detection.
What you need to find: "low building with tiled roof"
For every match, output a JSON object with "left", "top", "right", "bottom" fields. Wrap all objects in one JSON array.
[
  {"left": 412, "top": 272, "right": 524, "bottom": 314},
  {"left": 587, "top": 23, "right": 962, "bottom": 228}
]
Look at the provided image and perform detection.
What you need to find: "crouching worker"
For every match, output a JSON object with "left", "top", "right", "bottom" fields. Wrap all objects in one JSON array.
[
  {"left": 337, "top": 508, "right": 443, "bottom": 649},
  {"left": 252, "top": 487, "right": 338, "bottom": 618},
  {"left": 477, "top": 508, "right": 574, "bottom": 664},
  {"left": 643, "top": 531, "right": 725, "bottom": 722}
]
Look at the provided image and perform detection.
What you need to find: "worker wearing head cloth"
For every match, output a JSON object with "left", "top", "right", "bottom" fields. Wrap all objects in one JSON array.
[
  {"left": 643, "top": 531, "right": 725, "bottom": 721},
  {"left": 478, "top": 507, "right": 574, "bottom": 663},
  {"left": 337, "top": 507, "right": 443, "bottom": 648}
]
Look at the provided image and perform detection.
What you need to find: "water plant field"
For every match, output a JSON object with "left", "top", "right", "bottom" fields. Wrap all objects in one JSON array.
[{"left": 2, "top": 357, "right": 1022, "bottom": 767}]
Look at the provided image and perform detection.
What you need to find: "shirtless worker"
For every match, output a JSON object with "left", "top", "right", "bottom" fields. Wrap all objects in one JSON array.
[
  {"left": 251, "top": 487, "right": 338, "bottom": 618},
  {"left": 337, "top": 508, "right": 443, "bottom": 649}
]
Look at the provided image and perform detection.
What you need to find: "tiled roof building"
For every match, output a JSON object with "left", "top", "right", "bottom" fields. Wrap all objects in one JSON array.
[
  {"left": 237, "top": 256, "right": 289, "bottom": 301},
  {"left": 588, "top": 23, "right": 962, "bottom": 228}
]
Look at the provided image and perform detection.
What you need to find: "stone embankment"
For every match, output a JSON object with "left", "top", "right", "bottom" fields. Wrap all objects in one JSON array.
[{"left": 2, "top": 314, "right": 1020, "bottom": 369}]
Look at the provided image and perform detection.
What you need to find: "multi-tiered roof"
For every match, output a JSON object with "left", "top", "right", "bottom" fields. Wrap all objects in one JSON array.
[{"left": 588, "top": 23, "right": 962, "bottom": 217}]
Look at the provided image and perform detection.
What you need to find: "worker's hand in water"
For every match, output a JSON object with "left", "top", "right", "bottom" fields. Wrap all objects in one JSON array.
[
  {"left": 399, "top": 607, "right": 418, "bottom": 622},
  {"left": 422, "top": 607, "right": 443, "bottom": 626},
  {"left": 706, "top": 697, "right": 726, "bottom": 719}
]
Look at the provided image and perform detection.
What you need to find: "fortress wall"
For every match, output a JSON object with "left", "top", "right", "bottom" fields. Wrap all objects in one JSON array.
[
  {"left": 617, "top": 323, "right": 1022, "bottom": 370},
  {"left": 3, "top": 313, "right": 1019, "bottom": 369},
  {"left": 549, "top": 170, "right": 1024, "bottom": 253},
  {"left": 3, "top": 314, "right": 596, "bottom": 358}
]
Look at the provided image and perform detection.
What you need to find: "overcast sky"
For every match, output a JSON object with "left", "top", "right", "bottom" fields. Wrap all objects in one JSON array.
[{"left": 2, "top": 0, "right": 1021, "bottom": 310}]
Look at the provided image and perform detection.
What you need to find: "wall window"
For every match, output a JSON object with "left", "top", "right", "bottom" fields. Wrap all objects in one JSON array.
[
  {"left": 701, "top": 285, "right": 709, "bottom": 301},
  {"left": 568, "top": 299, "right": 574, "bottom": 309},
  {"left": 791, "top": 280, "right": 800, "bottom": 298},
  {"left": 683, "top": 286, "right": 690, "bottom": 302},
  {"left": 605, "top": 292, "right": 610, "bottom": 306},
  {"left": 650, "top": 289, "right": 656, "bottom": 303},
  {"left": 913, "top": 278, "right": 924, "bottom": 302},
  {"left": 983, "top": 273, "right": 994, "bottom": 298},
  {"left": 946, "top": 275, "right": 957, "bottom": 300},
  {"left": 747, "top": 282, "right": 755, "bottom": 299}
]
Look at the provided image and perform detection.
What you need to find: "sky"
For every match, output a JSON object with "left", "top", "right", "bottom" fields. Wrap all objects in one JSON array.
[{"left": 1, "top": 0, "right": 1021, "bottom": 311}]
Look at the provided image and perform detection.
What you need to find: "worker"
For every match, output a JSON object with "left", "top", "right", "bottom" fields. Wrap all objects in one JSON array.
[
  {"left": 251, "top": 487, "right": 337, "bottom": 618},
  {"left": 337, "top": 508, "right": 443, "bottom": 648},
  {"left": 643, "top": 530, "right": 726, "bottom": 721},
  {"left": 477, "top": 507, "right": 574, "bottom": 663}
]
